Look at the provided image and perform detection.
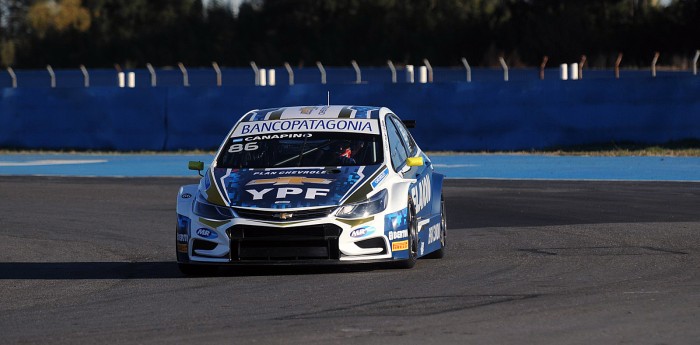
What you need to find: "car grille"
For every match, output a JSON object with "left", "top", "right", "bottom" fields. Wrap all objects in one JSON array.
[
  {"left": 228, "top": 224, "right": 342, "bottom": 261},
  {"left": 232, "top": 206, "right": 336, "bottom": 222}
]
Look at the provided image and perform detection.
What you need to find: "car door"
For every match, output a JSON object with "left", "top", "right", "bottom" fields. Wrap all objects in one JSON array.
[{"left": 386, "top": 115, "right": 433, "bottom": 218}]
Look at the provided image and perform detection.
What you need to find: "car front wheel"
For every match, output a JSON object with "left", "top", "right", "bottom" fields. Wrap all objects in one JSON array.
[{"left": 396, "top": 200, "right": 418, "bottom": 269}]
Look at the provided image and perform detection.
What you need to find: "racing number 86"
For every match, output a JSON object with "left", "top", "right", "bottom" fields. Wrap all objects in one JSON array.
[{"left": 228, "top": 142, "right": 259, "bottom": 153}]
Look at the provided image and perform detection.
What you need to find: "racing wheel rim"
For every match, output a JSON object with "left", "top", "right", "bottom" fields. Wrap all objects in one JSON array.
[
  {"left": 440, "top": 195, "right": 446, "bottom": 248},
  {"left": 408, "top": 201, "right": 418, "bottom": 260}
]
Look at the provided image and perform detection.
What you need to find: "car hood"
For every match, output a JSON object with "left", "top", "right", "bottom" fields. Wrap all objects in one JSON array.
[{"left": 202, "top": 165, "right": 384, "bottom": 209}]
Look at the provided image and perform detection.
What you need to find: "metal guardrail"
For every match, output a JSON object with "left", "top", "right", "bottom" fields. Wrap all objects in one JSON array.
[{"left": 3, "top": 56, "right": 699, "bottom": 88}]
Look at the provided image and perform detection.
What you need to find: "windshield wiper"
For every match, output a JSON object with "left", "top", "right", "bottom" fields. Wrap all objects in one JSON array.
[{"left": 273, "top": 140, "right": 333, "bottom": 167}]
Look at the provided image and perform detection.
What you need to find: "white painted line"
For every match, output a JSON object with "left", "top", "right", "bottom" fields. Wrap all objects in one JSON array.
[{"left": 0, "top": 159, "right": 108, "bottom": 167}]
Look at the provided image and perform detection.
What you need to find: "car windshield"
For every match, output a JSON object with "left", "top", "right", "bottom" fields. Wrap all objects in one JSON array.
[{"left": 216, "top": 132, "right": 383, "bottom": 168}]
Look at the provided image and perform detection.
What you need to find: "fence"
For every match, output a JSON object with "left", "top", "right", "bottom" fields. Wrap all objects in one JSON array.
[{"left": 2, "top": 60, "right": 699, "bottom": 88}]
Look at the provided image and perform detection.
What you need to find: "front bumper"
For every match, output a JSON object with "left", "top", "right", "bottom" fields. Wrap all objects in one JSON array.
[{"left": 176, "top": 209, "right": 407, "bottom": 266}]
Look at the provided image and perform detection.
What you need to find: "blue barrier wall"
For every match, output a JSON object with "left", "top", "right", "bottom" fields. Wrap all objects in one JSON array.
[
  {"left": 2, "top": 77, "right": 699, "bottom": 151},
  {"left": 0, "top": 88, "right": 167, "bottom": 150}
]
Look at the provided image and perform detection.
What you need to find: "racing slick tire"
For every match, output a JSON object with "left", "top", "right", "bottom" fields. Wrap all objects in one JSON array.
[
  {"left": 424, "top": 194, "right": 446, "bottom": 259},
  {"left": 396, "top": 200, "right": 418, "bottom": 269},
  {"left": 178, "top": 263, "right": 218, "bottom": 276}
]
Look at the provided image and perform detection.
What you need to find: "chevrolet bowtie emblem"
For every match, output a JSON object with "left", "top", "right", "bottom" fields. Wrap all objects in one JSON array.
[{"left": 273, "top": 212, "right": 294, "bottom": 220}]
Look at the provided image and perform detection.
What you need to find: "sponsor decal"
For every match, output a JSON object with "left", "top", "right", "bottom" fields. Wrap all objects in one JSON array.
[
  {"left": 350, "top": 226, "right": 375, "bottom": 238},
  {"left": 232, "top": 119, "right": 379, "bottom": 136},
  {"left": 411, "top": 174, "right": 432, "bottom": 213},
  {"left": 246, "top": 176, "right": 332, "bottom": 186},
  {"left": 421, "top": 242, "right": 424, "bottom": 255},
  {"left": 195, "top": 228, "right": 218, "bottom": 239},
  {"left": 243, "top": 133, "right": 312, "bottom": 141},
  {"left": 388, "top": 229, "right": 408, "bottom": 241},
  {"left": 252, "top": 169, "right": 325, "bottom": 176},
  {"left": 232, "top": 138, "right": 243, "bottom": 143},
  {"left": 299, "top": 106, "right": 318, "bottom": 115},
  {"left": 428, "top": 223, "right": 441, "bottom": 244},
  {"left": 246, "top": 187, "right": 330, "bottom": 200},
  {"left": 371, "top": 168, "right": 389, "bottom": 188},
  {"left": 177, "top": 234, "right": 189, "bottom": 243},
  {"left": 384, "top": 208, "right": 408, "bottom": 232},
  {"left": 177, "top": 243, "right": 188, "bottom": 253},
  {"left": 181, "top": 193, "right": 192, "bottom": 199},
  {"left": 176, "top": 215, "right": 190, "bottom": 239},
  {"left": 392, "top": 240, "right": 409, "bottom": 251},
  {"left": 245, "top": 177, "right": 333, "bottom": 200},
  {"left": 203, "top": 171, "right": 211, "bottom": 189}
]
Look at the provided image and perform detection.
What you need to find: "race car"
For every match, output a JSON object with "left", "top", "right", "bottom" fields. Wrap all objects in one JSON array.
[{"left": 176, "top": 105, "right": 446, "bottom": 274}]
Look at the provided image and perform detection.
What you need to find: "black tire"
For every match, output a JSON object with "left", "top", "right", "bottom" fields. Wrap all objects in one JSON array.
[
  {"left": 396, "top": 201, "right": 418, "bottom": 269},
  {"left": 424, "top": 194, "right": 446, "bottom": 259},
  {"left": 178, "top": 263, "right": 218, "bottom": 276}
]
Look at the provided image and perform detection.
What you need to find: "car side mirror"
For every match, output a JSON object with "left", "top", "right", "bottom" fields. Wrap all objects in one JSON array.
[
  {"left": 188, "top": 161, "right": 204, "bottom": 176},
  {"left": 406, "top": 156, "right": 424, "bottom": 167}
]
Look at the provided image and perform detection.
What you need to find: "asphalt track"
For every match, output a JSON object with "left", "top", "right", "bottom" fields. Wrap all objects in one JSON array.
[{"left": 0, "top": 176, "right": 699, "bottom": 344}]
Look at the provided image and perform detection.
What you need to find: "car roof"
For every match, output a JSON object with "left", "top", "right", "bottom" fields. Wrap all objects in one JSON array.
[{"left": 241, "top": 105, "right": 384, "bottom": 122}]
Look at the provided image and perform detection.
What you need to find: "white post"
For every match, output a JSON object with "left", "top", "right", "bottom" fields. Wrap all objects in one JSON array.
[
  {"left": 250, "top": 61, "right": 259, "bottom": 85},
  {"left": 419, "top": 66, "right": 428, "bottom": 83},
  {"left": 316, "top": 61, "right": 326, "bottom": 84},
  {"left": 387, "top": 60, "right": 397, "bottom": 83},
  {"left": 498, "top": 57, "right": 508, "bottom": 81},
  {"left": 267, "top": 69, "right": 276, "bottom": 86},
  {"left": 284, "top": 62, "right": 294, "bottom": 85},
  {"left": 405, "top": 65, "right": 414, "bottom": 83},
  {"left": 146, "top": 63, "right": 156, "bottom": 87},
  {"left": 422, "top": 58, "right": 433, "bottom": 82},
  {"left": 7, "top": 67, "right": 17, "bottom": 88},
  {"left": 351, "top": 60, "right": 361, "bottom": 84},
  {"left": 118, "top": 72, "right": 125, "bottom": 87},
  {"left": 461, "top": 57, "right": 471, "bottom": 82},
  {"left": 259, "top": 68, "right": 267, "bottom": 86},
  {"left": 692, "top": 50, "right": 699, "bottom": 76},
  {"left": 615, "top": 53, "right": 623, "bottom": 79},
  {"left": 177, "top": 62, "right": 189, "bottom": 87},
  {"left": 80, "top": 64, "right": 89, "bottom": 87},
  {"left": 651, "top": 52, "right": 659, "bottom": 78},
  {"left": 559, "top": 64, "right": 568, "bottom": 80},
  {"left": 127, "top": 72, "right": 135, "bottom": 88},
  {"left": 569, "top": 63, "right": 579, "bottom": 80},
  {"left": 212, "top": 62, "right": 222, "bottom": 86},
  {"left": 46, "top": 65, "right": 56, "bottom": 88}
]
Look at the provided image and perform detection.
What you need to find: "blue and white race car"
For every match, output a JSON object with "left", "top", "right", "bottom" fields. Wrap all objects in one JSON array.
[{"left": 176, "top": 105, "right": 445, "bottom": 274}]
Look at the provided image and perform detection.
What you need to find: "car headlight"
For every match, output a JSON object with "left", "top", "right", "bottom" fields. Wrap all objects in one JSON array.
[
  {"left": 336, "top": 189, "right": 388, "bottom": 219},
  {"left": 192, "top": 192, "right": 235, "bottom": 220}
]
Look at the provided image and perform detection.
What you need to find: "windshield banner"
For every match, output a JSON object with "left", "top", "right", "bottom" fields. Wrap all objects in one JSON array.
[{"left": 232, "top": 119, "right": 379, "bottom": 137}]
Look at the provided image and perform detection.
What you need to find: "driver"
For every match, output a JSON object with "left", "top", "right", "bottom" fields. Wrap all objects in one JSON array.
[{"left": 338, "top": 141, "right": 365, "bottom": 165}]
